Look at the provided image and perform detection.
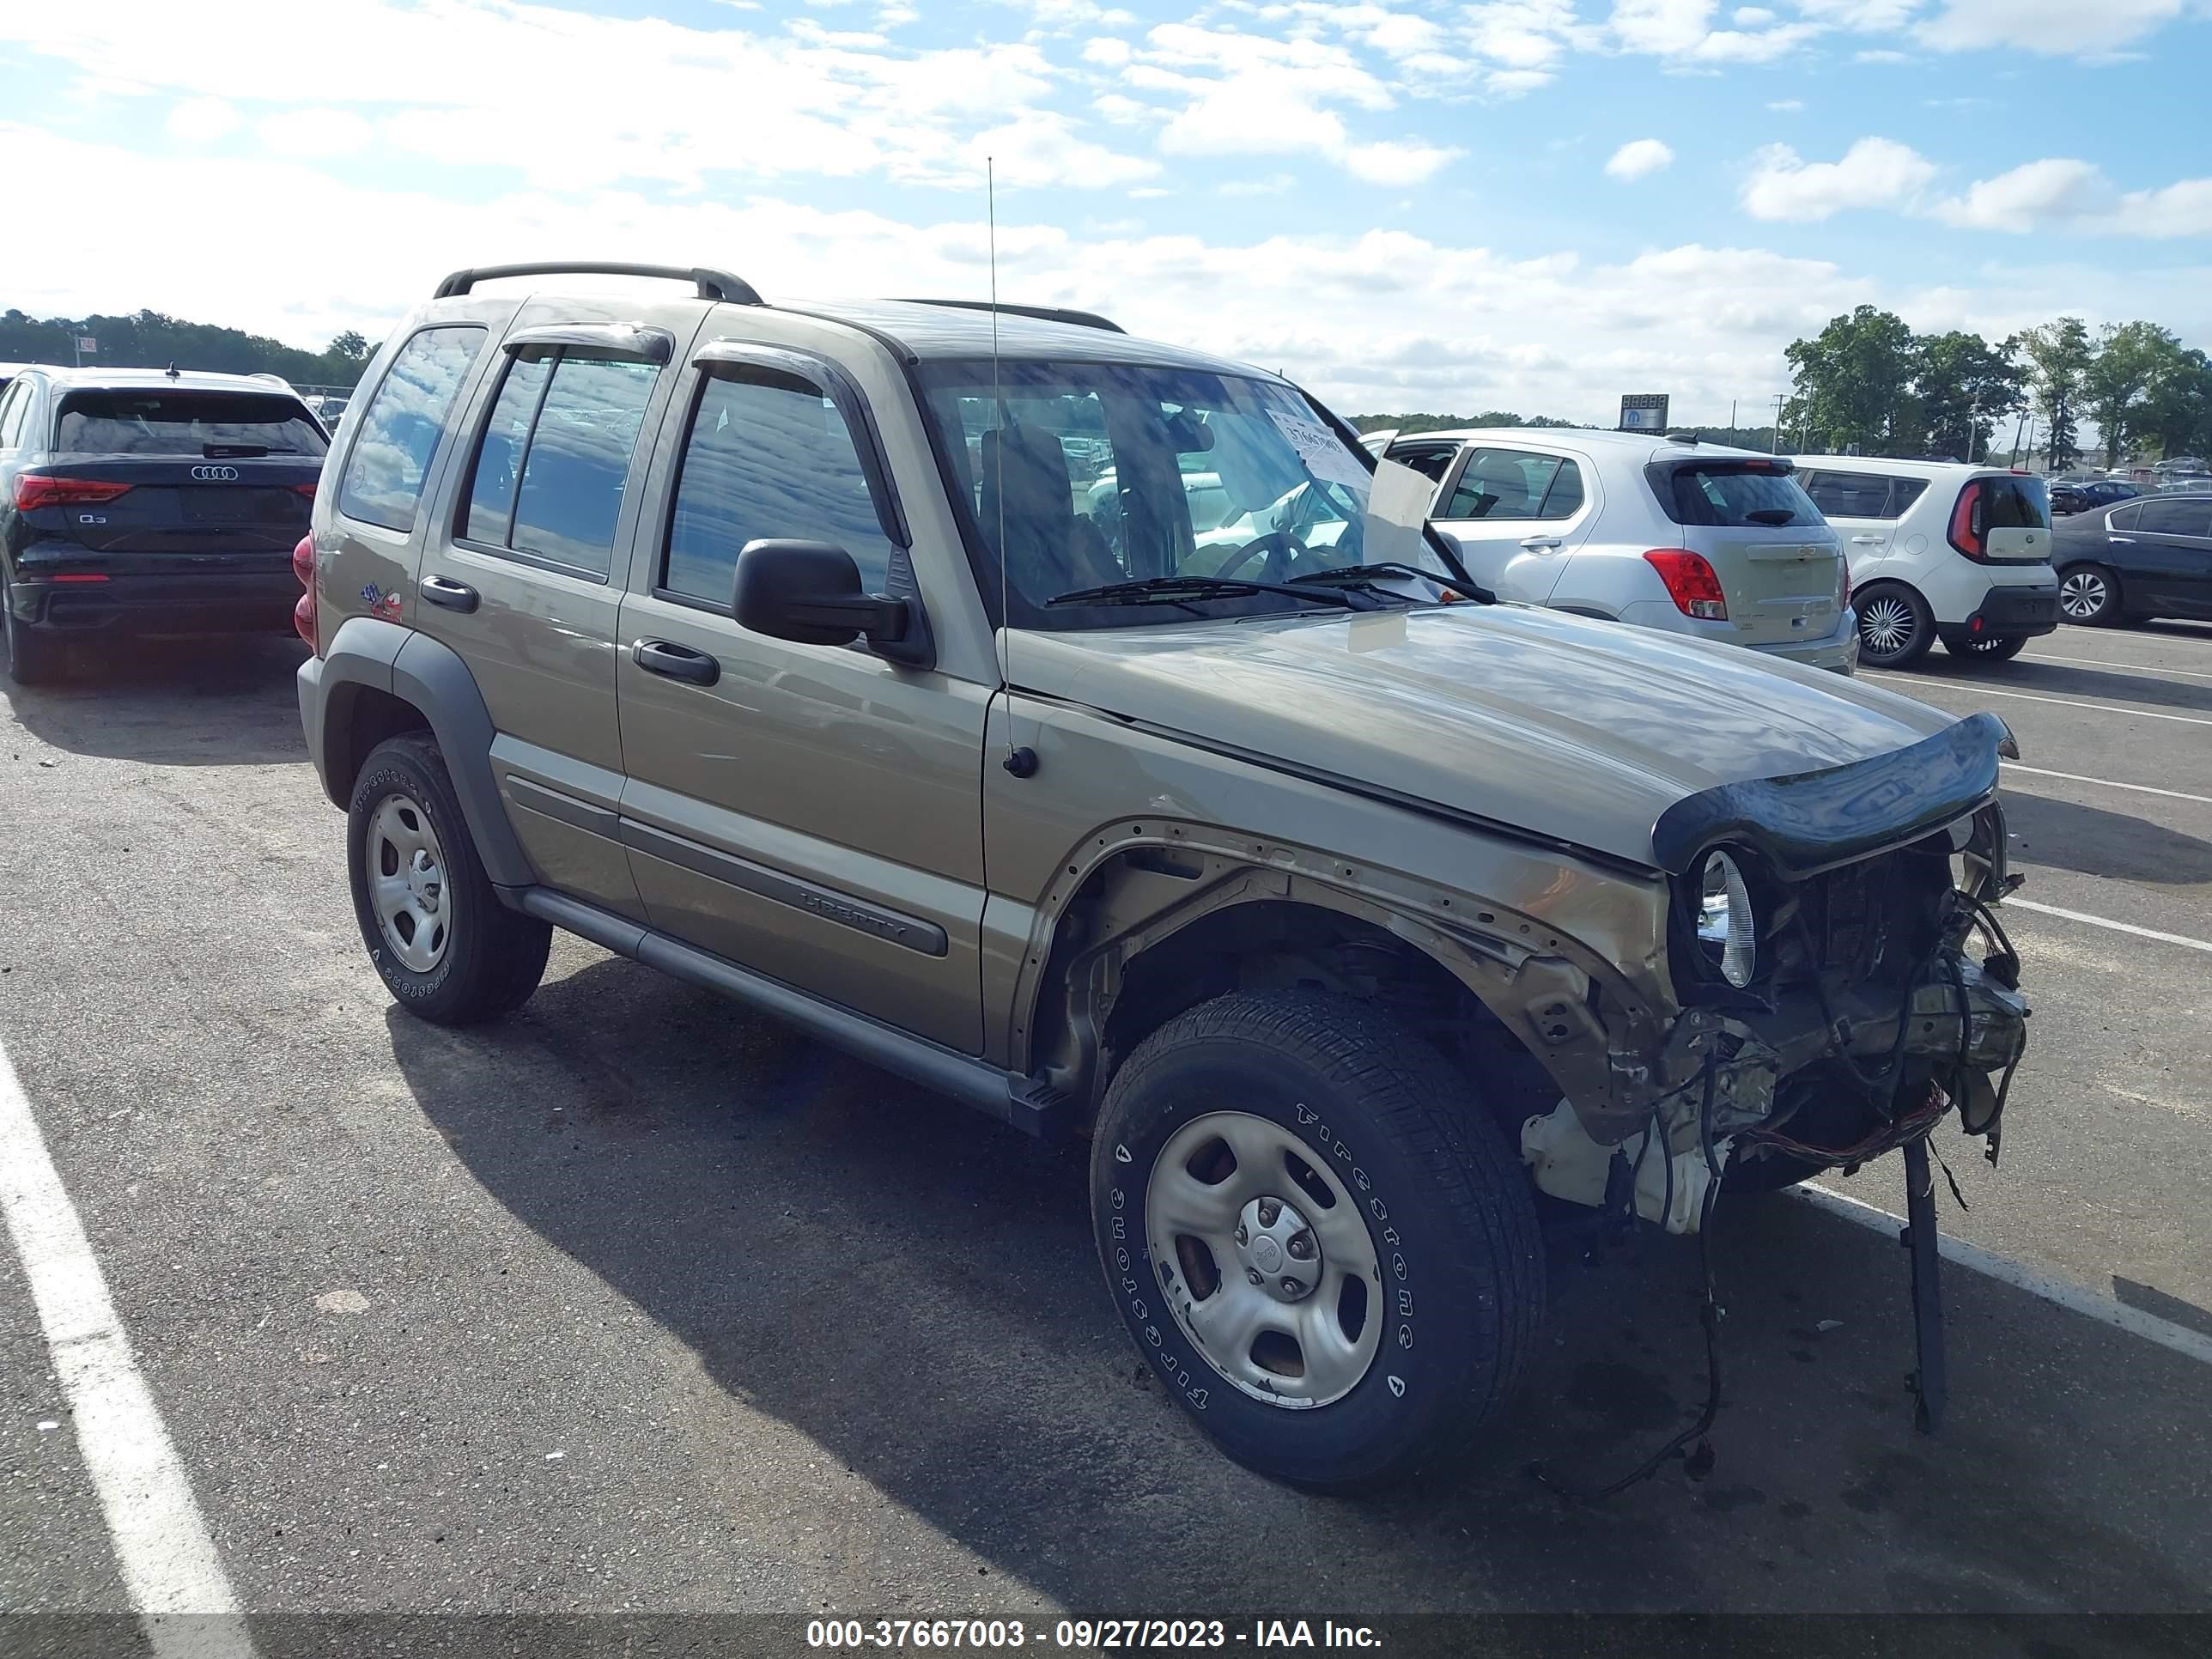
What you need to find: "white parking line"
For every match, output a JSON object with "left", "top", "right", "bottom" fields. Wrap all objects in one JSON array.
[
  {"left": 2003, "top": 897, "right": 2212, "bottom": 956},
  {"left": 2002, "top": 763, "right": 2212, "bottom": 805},
  {"left": 0, "top": 1038, "right": 257, "bottom": 1659},
  {"left": 1862, "top": 673, "right": 2212, "bottom": 727},
  {"left": 2029, "top": 651, "right": 2212, "bottom": 683},
  {"left": 1788, "top": 1184, "right": 2212, "bottom": 1368}
]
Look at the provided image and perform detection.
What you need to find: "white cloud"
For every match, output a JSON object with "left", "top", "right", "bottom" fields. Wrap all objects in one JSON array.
[
  {"left": 1766, "top": 98, "right": 1804, "bottom": 110},
  {"left": 1082, "top": 36, "right": 1133, "bottom": 65},
  {"left": 1121, "top": 22, "right": 1460, "bottom": 182},
  {"left": 0, "top": 0, "right": 1142, "bottom": 193},
  {"left": 1605, "top": 138, "right": 1676, "bottom": 180},
  {"left": 969, "top": 111, "right": 1160, "bottom": 189},
  {"left": 1733, "top": 5, "right": 1777, "bottom": 21},
  {"left": 1218, "top": 172, "right": 1298, "bottom": 196},
  {"left": 1932, "top": 159, "right": 2212, "bottom": 237},
  {"left": 1917, "top": 0, "right": 2184, "bottom": 52},
  {"left": 258, "top": 108, "right": 374, "bottom": 158},
  {"left": 166, "top": 96, "right": 239, "bottom": 143},
  {"left": 1739, "top": 137, "right": 1938, "bottom": 221},
  {"left": 1853, "top": 47, "right": 1911, "bottom": 61},
  {"left": 1462, "top": 0, "right": 1596, "bottom": 93}
]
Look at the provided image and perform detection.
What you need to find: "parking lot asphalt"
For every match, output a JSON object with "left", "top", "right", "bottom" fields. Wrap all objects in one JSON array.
[{"left": 1, "top": 624, "right": 2208, "bottom": 1646}]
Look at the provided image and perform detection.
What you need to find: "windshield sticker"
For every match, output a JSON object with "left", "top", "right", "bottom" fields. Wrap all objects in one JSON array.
[{"left": 1267, "top": 410, "right": 1372, "bottom": 492}]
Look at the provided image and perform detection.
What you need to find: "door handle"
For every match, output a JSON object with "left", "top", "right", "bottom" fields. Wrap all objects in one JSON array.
[
  {"left": 632, "top": 639, "right": 720, "bottom": 686},
  {"left": 1850, "top": 534, "right": 1884, "bottom": 545},
  {"left": 1518, "top": 535, "right": 1565, "bottom": 551},
  {"left": 419, "top": 574, "right": 479, "bottom": 612},
  {"left": 2109, "top": 536, "right": 2136, "bottom": 544}
]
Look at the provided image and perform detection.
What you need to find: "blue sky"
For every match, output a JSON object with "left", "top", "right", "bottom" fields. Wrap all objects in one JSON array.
[{"left": 3, "top": 0, "right": 2208, "bottom": 422}]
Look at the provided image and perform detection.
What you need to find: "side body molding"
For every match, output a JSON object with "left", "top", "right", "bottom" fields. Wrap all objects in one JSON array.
[{"left": 300, "top": 616, "right": 536, "bottom": 889}]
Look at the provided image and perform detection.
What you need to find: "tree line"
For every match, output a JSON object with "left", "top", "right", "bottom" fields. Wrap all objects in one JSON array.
[
  {"left": 0, "top": 308, "right": 372, "bottom": 389},
  {"left": 1781, "top": 306, "right": 2212, "bottom": 471}
]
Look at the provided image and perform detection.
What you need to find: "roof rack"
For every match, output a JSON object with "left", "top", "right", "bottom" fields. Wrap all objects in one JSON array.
[
  {"left": 433, "top": 262, "right": 763, "bottom": 305},
  {"left": 890, "top": 299, "right": 1125, "bottom": 334}
]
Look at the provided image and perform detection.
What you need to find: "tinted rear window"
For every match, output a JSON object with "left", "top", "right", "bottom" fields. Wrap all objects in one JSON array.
[
  {"left": 2135, "top": 499, "right": 2212, "bottom": 538},
  {"left": 1979, "top": 475, "right": 2050, "bottom": 531},
  {"left": 1650, "top": 460, "right": 1820, "bottom": 528},
  {"left": 54, "top": 391, "right": 328, "bottom": 458}
]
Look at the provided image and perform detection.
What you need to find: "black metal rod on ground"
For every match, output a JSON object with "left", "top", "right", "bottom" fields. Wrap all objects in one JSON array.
[{"left": 1902, "top": 1135, "right": 1947, "bottom": 1434}]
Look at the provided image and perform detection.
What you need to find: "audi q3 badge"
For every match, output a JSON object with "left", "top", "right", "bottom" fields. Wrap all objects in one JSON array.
[{"left": 191, "top": 464, "right": 240, "bottom": 482}]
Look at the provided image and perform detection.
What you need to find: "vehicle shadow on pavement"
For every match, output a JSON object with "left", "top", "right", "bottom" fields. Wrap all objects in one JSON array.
[
  {"left": 2000, "top": 790, "right": 2212, "bottom": 884},
  {"left": 386, "top": 954, "right": 2212, "bottom": 1623},
  {"left": 1905, "top": 656, "right": 2212, "bottom": 716},
  {"left": 1, "top": 634, "right": 308, "bottom": 766}
]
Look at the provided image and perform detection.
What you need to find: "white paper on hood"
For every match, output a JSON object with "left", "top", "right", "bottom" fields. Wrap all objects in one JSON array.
[{"left": 1267, "top": 410, "right": 1373, "bottom": 492}]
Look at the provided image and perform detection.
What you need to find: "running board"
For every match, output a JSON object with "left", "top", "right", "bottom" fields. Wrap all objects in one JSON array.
[{"left": 514, "top": 888, "right": 1068, "bottom": 1138}]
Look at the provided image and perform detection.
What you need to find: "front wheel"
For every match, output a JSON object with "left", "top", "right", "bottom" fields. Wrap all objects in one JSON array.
[
  {"left": 1943, "top": 632, "right": 2028, "bottom": 662},
  {"left": 1854, "top": 584, "right": 1935, "bottom": 668},
  {"left": 1091, "top": 990, "right": 1542, "bottom": 1491}
]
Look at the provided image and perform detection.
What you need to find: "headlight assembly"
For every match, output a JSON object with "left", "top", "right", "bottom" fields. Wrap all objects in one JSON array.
[{"left": 1697, "top": 849, "right": 1758, "bottom": 988}]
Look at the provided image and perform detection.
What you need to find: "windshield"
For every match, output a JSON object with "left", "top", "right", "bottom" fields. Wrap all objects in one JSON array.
[
  {"left": 916, "top": 358, "right": 1459, "bottom": 628},
  {"left": 1652, "top": 459, "right": 1821, "bottom": 528},
  {"left": 54, "top": 390, "right": 329, "bottom": 457}
]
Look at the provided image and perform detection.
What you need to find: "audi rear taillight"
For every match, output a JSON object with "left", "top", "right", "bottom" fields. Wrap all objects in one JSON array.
[
  {"left": 1643, "top": 550, "right": 1729, "bottom": 621},
  {"left": 290, "top": 482, "right": 319, "bottom": 499},
  {"left": 1948, "top": 482, "right": 1988, "bottom": 561},
  {"left": 292, "top": 534, "right": 319, "bottom": 652},
  {"left": 13, "top": 476, "right": 133, "bottom": 512}
]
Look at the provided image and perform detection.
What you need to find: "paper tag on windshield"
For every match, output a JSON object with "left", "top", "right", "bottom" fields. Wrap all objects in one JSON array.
[
  {"left": 1268, "top": 410, "right": 1371, "bottom": 491},
  {"left": 1360, "top": 457, "right": 1431, "bottom": 570}
]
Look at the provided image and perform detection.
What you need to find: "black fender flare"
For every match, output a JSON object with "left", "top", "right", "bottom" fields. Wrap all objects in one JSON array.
[{"left": 302, "top": 617, "right": 535, "bottom": 888}]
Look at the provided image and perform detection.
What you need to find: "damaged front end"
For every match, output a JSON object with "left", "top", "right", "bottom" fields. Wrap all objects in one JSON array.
[
  {"left": 1520, "top": 711, "right": 2030, "bottom": 1446},
  {"left": 1524, "top": 711, "right": 2032, "bottom": 1237}
]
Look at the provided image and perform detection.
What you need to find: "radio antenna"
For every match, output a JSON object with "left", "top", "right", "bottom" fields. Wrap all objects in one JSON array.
[{"left": 989, "top": 156, "right": 1037, "bottom": 779}]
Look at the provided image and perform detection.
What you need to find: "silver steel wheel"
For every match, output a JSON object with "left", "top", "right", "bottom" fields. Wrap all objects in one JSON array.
[
  {"left": 2059, "top": 568, "right": 2109, "bottom": 620},
  {"left": 365, "top": 793, "right": 452, "bottom": 974},
  {"left": 1858, "top": 593, "right": 1918, "bottom": 657},
  {"left": 1146, "top": 1111, "right": 1383, "bottom": 1409}
]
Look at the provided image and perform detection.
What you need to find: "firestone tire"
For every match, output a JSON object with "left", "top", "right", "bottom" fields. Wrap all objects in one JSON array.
[
  {"left": 347, "top": 732, "right": 551, "bottom": 1026},
  {"left": 1090, "top": 990, "right": 1543, "bottom": 1492}
]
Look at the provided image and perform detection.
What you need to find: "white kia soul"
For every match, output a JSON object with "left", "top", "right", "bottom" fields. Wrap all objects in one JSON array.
[
  {"left": 1793, "top": 459, "right": 2060, "bottom": 667},
  {"left": 1368, "top": 429, "right": 1856, "bottom": 674}
]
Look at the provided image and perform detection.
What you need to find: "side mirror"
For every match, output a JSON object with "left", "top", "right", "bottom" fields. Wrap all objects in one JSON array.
[{"left": 733, "top": 539, "right": 910, "bottom": 649}]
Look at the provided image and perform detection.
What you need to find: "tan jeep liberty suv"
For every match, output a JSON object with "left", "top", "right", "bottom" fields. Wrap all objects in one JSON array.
[{"left": 296, "top": 261, "right": 2031, "bottom": 1490}]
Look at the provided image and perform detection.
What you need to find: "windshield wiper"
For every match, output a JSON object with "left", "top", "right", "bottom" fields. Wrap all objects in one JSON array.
[
  {"left": 203, "top": 443, "right": 278, "bottom": 458},
  {"left": 1291, "top": 562, "right": 1493, "bottom": 603},
  {"left": 1044, "top": 574, "right": 1373, "bottom": 611},
  {"left": 1744, "top": 508, "right": 1798, "bottom": 526}
]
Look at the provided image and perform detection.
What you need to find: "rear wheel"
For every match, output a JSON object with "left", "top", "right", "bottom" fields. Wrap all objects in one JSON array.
[
  {"left": 1854, "top": 583, "right": 1935, "bottom": 668},
  {"left": 347, "top": 732, "right": 551, "bottom": 1024},
  {"left": 2, "top": 584, "right": 62, "bottom": 686},
  {"left": 1943, "top": 632, "right": 2027, "bottom": 662},
  {"left": 1091, "top": 990, "right": 1542, "bottom": 1491},
  {"left": 2057, "top": 563, "right": 2121, "bottom": 626}
]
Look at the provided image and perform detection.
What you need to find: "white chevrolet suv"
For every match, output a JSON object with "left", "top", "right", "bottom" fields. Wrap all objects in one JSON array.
[
  {"left": 1793, "top": 459, "right": 2059, "bottom": 668},
  {"left": 1369, "top": 428, "right": 1856, "bottom": 674}
]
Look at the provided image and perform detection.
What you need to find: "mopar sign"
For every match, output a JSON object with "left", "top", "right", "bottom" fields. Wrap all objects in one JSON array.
[{"left": 1619, "top": 393, "right": 1670, "bottom": 432}]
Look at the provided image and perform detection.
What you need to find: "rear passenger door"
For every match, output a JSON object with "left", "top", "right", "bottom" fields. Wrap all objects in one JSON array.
[
  {"left": 612, "top": 343, "right": 988, "bottom": 1054},
  {"left": 2124, "top": 498, "right": 2212, "bottom": 617},
  {"left": 1426, "top": 444, "right": 1592, "bottom": 604},
  {"left": 410, "top": 318, "right": 698, "bottom": 919}
]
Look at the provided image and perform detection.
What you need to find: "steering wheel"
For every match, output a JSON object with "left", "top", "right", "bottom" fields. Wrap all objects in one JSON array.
[{"left": 1212, "top": 530, "right": 1308, "bottom": 586}]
